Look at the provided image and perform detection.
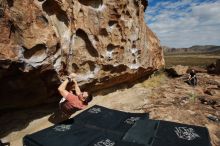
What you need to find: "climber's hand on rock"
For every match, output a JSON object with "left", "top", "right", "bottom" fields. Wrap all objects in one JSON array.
[{"left": 72, "top": 78, "right": 77, "bottom": 83}]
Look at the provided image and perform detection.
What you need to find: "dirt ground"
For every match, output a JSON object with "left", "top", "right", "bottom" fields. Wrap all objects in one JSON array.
[{"left": 1, "top": 72, "right": 220, "bottom": 146}]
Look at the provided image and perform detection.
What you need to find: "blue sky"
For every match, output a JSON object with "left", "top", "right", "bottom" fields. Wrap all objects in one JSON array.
[{"left": 145, "top": 0, "right": 220, "bottom": 48}]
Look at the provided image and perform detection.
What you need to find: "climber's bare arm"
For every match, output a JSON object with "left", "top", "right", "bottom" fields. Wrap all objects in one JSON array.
[
  {"left": 73, "top": 79, "right": 82, "bottom": 96},
  {"left": 188, "top": 74, "right": 191, "bottom": 80},
  {"left": 58, "top": 79, "right": 69, "bottom": 97}
]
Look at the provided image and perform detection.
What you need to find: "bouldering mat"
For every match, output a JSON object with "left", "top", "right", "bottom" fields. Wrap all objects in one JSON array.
[
  {"left": 23, "top": 105, "right": 149, "bottom": 146},
  {"left": 151, "top": 120, "right": 212, "bottom": 146},
  {"left": 23, "top": 105, "right": 211, "bottom": 146}
]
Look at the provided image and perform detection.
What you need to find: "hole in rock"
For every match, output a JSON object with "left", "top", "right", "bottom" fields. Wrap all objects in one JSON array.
[
  {"left": 123, "top": 4, "right": 127, "bottom": 9},
  {"left": 72, "top": 63, "right": 79, "bottom": 72},
  {"left": 121, "top": 39, "right": 126, "bottom": 42},
  {"left": 56, "top": 42, "right": 61, "bottom": 50},
  {"left": 113, "top": 8, "right": 117, "bottom": 13},
  {"left": 112, "top": 14, "right": 121, "bottom": 19},
  {"left": 94, "top": 35, "right": 99, "bottom": 41},
  {"left": 108, "top": 20, "right": 117, "bottom": 27},
  {"left": 132, "top": 43, "right": 136, "bottom": 48},
  {"left": 102, "top": 64, "right": 127, "bottom": 73},
  {"left": 99, "top": 28, "right": 108, "bottom": 36},
  {"left": 42, "top": 0, "right": 69, "bottom": 26},
  {"left": 106, "top": 44, "right": 120, "bottom": 60},
  {"left": 133, "top": 59, "right": 137, "bottom": 64},
  {"left": 7, "top": 0, "right": 14, "bottom": 7},
  {"left": 126, "top": 11, "right": 132, "bottom": 18},
  {"left": 136, "top": 10, "right": 139, "bottom": 16},
  {"left": 8, "top": 20, "right": 16, "bottom": 38},
  {"left": 0, "top": 8, "right": 4, "bottom": 18},
  {"left": 81, "top": 61, "right": 96, "bottom": 72},
  {"left": 107, "top": 44, "right": 117, "bottom": 51},
  {"left": 23, "top": 44, "right": 47, "bottom": 60},
  {"left": 78, "top": 0, "right": 103, "bottom": 9},
  {"left": 76, "top": 29, "right": 99, "bottom": 57}
]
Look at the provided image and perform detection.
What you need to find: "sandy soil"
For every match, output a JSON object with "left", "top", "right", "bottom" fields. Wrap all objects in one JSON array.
[{"left": 1, "top": 72, "right": 220, "bottom": 146}]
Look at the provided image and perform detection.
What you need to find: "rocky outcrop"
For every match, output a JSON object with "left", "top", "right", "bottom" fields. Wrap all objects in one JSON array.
[
  {"left": 216, "top": 59, "right": 220, "bottom": 74},
  {"left": 0, "top": 0, "right": 164, "bottom": 109},
  {"left": 207, "top": 59, "right": 220, "bottom": 75},
  {"left": 165, "top": 65, "right": 188, "bottom": 77}
]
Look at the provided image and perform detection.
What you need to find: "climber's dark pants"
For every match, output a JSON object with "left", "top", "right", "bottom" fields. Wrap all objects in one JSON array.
[{"left": 188, "top": 77, "right": 197, "bottom": 86}]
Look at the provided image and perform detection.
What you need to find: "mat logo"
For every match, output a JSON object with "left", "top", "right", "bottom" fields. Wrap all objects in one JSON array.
[
  {"left": 124, "top": 117, "right": 140, "bottom": 125},
  {"left": 94, "top": 139, "right": 115, "bottom": 146},
  {"left": 88, "top": 107, "right": 101, "bottom": 114},
  {"left": 174, "top": 127, "right": 200, "bottom": 141},
  {"left": 53, "top": 124, "right": 71, "bottom": 132}
]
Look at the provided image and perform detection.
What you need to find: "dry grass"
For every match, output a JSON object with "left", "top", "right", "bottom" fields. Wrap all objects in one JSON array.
[
  {"left": 141, "top": 73, "right": 167, "bottom": 88},
  {"left": 165, "top": 54, "right": 220, "bottom": 67}
]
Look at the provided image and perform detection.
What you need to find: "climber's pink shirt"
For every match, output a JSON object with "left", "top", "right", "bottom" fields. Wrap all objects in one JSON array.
[{"left": 61, "top": 93, "right": 86, "bottom": 114}]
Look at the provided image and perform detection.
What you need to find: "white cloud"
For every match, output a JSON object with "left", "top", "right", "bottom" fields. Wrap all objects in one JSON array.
[{"left": 145, "top": 0, "right": 220, "bottom": 48}]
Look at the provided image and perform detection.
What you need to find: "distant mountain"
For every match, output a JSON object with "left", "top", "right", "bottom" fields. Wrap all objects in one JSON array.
[{"left": 163, "top": 45, "right": 220, "bottom": 55}]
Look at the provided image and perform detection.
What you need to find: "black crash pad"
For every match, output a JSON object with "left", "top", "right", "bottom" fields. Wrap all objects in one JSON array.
[
  {"left": 74, "top": 105, "right": 149, "bottom": 136},
  {"left": 123, "top": 119, "right": 159, "bottom": 146},
  {"left": 23, "top": 105, "right": 149, "bottom": 146},
  {"left": 24, "top": 122, "right": 145, "bottom": 146},
  {"left": 23, "top": 105, "right": 211, "bottom": 146},
  {"left": 152, "top": 120, "right": 212, "bottom": 146}
]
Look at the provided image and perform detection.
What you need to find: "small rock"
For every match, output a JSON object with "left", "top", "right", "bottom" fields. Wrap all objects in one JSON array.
[
  {"left": 187, "top": 110, "right": 196, "bottom": 115},
  {"left": 199, "top": 96, "right": 217, "bottom": 105},
  {"left": 204, "top": 89, "right": 216, "bottom": 96},
  {"left": 207, "top": 114, "right": 220, "bottom": 123},
  {"left": 206, "top": 80, "right": 220, "bottom": 86}
]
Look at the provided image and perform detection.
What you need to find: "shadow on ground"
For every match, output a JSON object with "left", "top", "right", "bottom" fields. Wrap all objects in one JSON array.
[
  {"left": 48, "top": 108, "right": 80, "bottom": 124},
  {"left": 0, "top": 104, "right": 58, "bottom": 138}
]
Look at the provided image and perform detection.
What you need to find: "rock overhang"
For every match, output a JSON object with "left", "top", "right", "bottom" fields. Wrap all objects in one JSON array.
[{"left": 0, "top": 0, "right": 164, "bottom": 109}]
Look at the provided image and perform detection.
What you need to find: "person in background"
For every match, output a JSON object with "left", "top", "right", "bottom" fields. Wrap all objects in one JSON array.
[{"left": 187, "top": 69, "right": 197, "bottom": 86}]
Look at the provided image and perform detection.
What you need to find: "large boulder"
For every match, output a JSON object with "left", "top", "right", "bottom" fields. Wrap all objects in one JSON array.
[
  {"left": 216, "top": 59, "right": 220, "bottom": 74},
  {"left": 187, "top": 66, "right": 207, "bottom": 73},
  {"left": 207, "top": 59, "right": 220, "bottom": 74},
  {"left": 165, "top": 65, "right": 189, "bottom": 77},
  {"left": 207, "top": 63, "right": 216, "bottom": 74},
  {"left": 0, "top": 0, "right": 164, "bottom": 109}
]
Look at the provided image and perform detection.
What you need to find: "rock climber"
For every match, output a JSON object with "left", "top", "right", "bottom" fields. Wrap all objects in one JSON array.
[{"left": 58, "top": 73, "right": 92, "bottom": 117}]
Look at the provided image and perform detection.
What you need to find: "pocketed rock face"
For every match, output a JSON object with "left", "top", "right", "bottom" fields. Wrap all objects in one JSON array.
[{"left": 0, "top": 0, "right": 164, "bottom": 109}]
